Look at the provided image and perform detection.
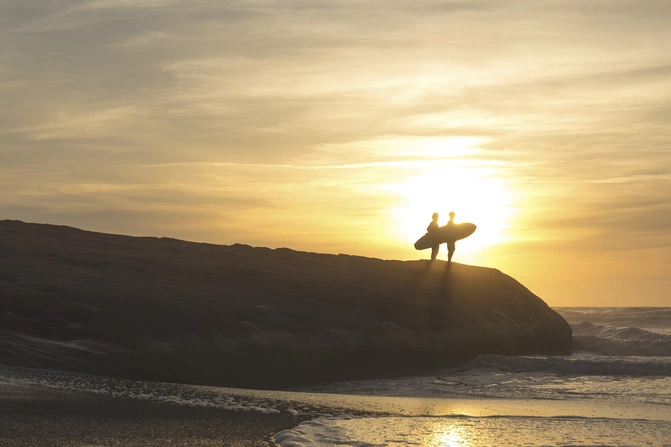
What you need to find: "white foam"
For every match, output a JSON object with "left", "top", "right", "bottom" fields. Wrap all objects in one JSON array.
[
  {"left": 304, "top": 354, "right": 671, "bottom": 406},
  {"left": 469, "top": 352, "right": 671, "bottom": 375},
  {"left": 571, "top": 322, "right": 671, "bottom": 356},
  {"left": 0, "top": 367, "right": 281, "bottom": 413}
]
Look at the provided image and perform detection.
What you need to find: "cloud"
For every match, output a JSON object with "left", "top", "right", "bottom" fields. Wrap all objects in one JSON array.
[
  {"left": 1, "top": 0, "right": 670, "bottom": 304},
  {"left": 107, "top": 31, "right": 170, "bottom": 49},
  {"left": 7, "top": 0, "right": 183, "bottom": 32},
  {"left": 8, "top": 106, "right": 146, "bottom": 140}
]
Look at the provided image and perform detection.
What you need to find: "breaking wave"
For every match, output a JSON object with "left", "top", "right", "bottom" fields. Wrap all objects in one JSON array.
[
  {"left": 557, "top": 307, "right": 671, "bottom": 332},
  {"left": 465, "top": 353, "right": 671, "bottom": 376},
  {"left": 571, "top": 322, "right": 671, "bottom": 357}
]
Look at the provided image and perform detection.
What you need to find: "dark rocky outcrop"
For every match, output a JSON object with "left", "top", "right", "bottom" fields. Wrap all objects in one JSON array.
[{"left": 0, "top": 220, "right": 572, "bottom": 388}]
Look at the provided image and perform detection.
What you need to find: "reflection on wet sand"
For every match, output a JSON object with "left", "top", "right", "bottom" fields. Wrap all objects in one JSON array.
[
  {"left": 434, "top": 423, "right": 469, "bottom": 447},
  {"left": 277, "top": 416, "right": 671, "bottom": 447}
]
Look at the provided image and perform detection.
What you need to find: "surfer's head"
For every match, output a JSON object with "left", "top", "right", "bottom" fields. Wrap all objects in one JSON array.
[
  {"left": 432, "top": 212, "right": 439, "bottom": 221},
  {"left": 449, "top": 211, "right": 456, "bottom": 220}
]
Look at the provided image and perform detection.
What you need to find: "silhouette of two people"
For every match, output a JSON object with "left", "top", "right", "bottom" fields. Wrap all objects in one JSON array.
[{"left": 427, "top": 211, "right": 457, "bottom": 262}]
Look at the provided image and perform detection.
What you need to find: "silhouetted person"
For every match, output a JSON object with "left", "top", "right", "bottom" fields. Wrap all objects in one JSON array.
[
  {"left": 446, "top": 211, "right": 456, "bottom": 262},
  {"left": 427, "top": 212, "right": 440, "bottom": 261}
]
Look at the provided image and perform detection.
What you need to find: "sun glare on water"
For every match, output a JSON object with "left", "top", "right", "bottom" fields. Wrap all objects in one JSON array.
[{"left": 388, "top": 165, "right": 514, "bottom": 255}]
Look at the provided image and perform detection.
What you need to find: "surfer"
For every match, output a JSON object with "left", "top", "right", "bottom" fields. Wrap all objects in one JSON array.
[
  {"left": 446, "top": 211, "right": 456, "bottom": 262},
  {"left": 414, "top": 212, "right": 475, "bottom": 259},
  {"left": 427, "top": 213, "right": 440, "bottom": 261}
]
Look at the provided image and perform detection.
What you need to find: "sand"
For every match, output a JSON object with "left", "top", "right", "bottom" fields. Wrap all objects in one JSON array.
[
  {"left": 3, "top": 365, "right": 669, "bottom": 447},
  {"left": 0, "top": 380, "right": 306, "bottom": 447}
]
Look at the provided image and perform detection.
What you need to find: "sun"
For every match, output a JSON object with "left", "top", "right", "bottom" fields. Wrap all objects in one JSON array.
[{"left": 387, "top": 166, "right": 514, "bottom": 254}]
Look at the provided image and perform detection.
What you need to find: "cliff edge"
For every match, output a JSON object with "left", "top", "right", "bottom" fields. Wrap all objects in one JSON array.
[{"left": 0, "top": 220, "right": 572, "bottom": 387}]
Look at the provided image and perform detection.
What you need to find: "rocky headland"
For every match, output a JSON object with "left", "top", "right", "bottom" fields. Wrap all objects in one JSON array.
[{"left": 0, "top": 220, "right": 572, "bottom": 388}]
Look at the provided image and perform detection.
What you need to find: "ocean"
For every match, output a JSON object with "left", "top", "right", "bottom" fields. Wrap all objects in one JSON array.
[
  {"left": 276, "top": 307, "right": 671, "bottom": 446},
  {"left": 2, "top": 307, "right": 670, "bottom": 446}
]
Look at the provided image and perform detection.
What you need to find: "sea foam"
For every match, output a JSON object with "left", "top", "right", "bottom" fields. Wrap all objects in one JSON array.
[
  {"left": 467, "top": 353, "right": 671, "bottom": 376},
  {"left": 571, "top": 322, "right": 671, "bottom": 356}
]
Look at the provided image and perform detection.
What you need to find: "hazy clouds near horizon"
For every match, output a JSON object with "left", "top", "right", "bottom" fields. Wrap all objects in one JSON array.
[{"left": 1, "top": 0, "right": 670, "bottom": 306}]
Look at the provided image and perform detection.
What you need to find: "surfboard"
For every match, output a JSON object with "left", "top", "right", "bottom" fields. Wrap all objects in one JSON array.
[{"left": 413, "top": 222, "right": 477, "bottom": 250}]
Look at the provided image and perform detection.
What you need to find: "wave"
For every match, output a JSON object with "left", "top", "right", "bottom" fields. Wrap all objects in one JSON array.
[
  {"left": 465, "top": 353, "right": 671, "bottom": 376},
  {"left": 571, "top": 322, "right": 671, "bottom": 356},
  {"left": 556, "top": 307, "right": 671, "bottom": 332}
]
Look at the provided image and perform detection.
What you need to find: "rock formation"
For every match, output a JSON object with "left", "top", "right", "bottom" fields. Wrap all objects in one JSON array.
[{"left": 0, "top": 220, "right": 572, "bottom": 388}]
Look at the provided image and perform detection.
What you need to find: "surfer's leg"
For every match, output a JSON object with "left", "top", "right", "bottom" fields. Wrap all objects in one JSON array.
[
  {"left": 447, "top": 242, "right": 455, "bottom": 262},
  {"left": 431, "top": 245, "right": 439, "bottom": 261}
]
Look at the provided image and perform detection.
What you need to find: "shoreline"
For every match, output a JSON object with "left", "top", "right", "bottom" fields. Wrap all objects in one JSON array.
[
  {"left": 7, "top": 363, "right": 669, "bottom": 421},
  {"left": 3, "top": 364, "right": 670, "bottom": 447}
]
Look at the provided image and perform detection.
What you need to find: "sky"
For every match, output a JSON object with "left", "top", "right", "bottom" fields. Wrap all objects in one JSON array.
[{"left": 1, "top": 0, "right": 670, "bottom": 306}]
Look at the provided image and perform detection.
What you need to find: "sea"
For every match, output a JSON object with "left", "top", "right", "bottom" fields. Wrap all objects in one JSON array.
[
  {"left": 2, "top": 307, "right": 670, "bottom": 446},
  {"left": 274, "top": 307, "right": 671, "bottom": 446}
]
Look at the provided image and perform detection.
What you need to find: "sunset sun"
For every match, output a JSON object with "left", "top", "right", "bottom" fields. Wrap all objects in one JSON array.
[{"left": 389, "top": 166, "right": 515, "bottom": 254}]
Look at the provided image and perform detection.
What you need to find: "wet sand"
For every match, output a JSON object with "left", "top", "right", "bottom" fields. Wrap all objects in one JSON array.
[
  {"left": 3, "top": 364, "right": 670, "bottom": 447},
  {"left": 0, "top": 381, "right": 306, "bottom": 447}
]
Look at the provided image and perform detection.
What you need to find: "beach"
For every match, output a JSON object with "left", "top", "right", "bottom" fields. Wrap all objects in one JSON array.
[
  {"left": 3, "top": 307, "right": 670, "bottom": 446},
  {"left": 2, "top": 364, "right": 668, "bottom": 446},
  {"left": 1, "top": 379, "right": 305, "bottom": 447}
]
